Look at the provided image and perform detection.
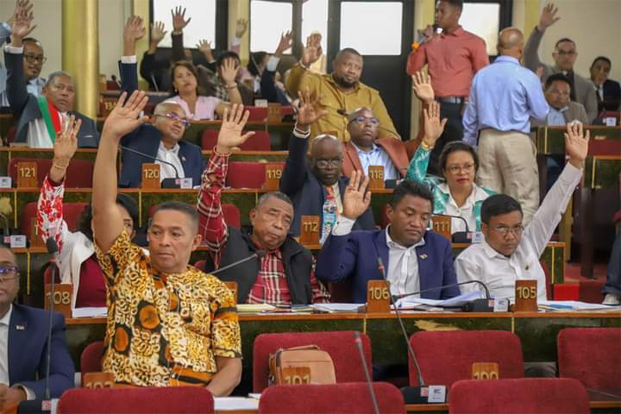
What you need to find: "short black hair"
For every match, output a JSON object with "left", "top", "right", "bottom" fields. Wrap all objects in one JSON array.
[
  {"left": 248, "top": 51, "right": 268, "bottom": 77},
  {"left": 78, "top": 194, "right": 139, "bottom": 241},
  {"left": 441, "top": 0, "right": 464, "bottom": 11},
  {"left": 257, "top": 192, "right": 293, "bottom": 209},
  {"left": 389, "top": 180, "right": 435, "bottom": 211},
  {"left": 591, "top": 56, "right": 612, "bottom": 69},
  {"left": 554, "top": 37, "right": 576, "bottom": 50},
  {"left": 22, "top": 37, "right": 41, "bottom": 45},
  {"left": 216, "top": 50, "right": 241, "bottom": 68},
  {"left": 545, "top": 73, "right": 571, "bottom": 90},
  {"left": 335, "top": 48, "right": 362, "bottom": 62},
  {"left": 481, "top": 194, "right": 522, "bottom": 225},
  {"left": 150, "top": 201, "right": 199, "bottom": 234},
  {"left": 439, "top": 141, "right": 479, "bottom": 173}
]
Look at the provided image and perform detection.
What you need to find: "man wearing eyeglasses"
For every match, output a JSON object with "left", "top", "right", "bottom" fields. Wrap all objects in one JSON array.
[
  {"left": 4, "top": 3, "right": 99, "bottom": 148},
  {"left": 0, "top": 244, "right": 74, "bottom": 409},
  {"left": 455, "top": 123, "right": 589, "bottom": 301},
  {"left": 118, "top": 20, "right": 206, "bottom": 188},
  {"left": 524, "top": 3, "right": 598, "bottom": 122},
  {"left": 342, "top": 107, "right": 409, "bottom": 182},
  {"left": 279, "top": 91, "right": 375, "bottom": 242}
]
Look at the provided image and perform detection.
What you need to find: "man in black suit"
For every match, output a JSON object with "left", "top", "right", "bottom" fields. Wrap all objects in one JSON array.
[
  {"left": 590, "top": 56, "right": 621, "bottom": 114},
  {"left": 4, "top": 7, "right": 99, "bottom": 148}
]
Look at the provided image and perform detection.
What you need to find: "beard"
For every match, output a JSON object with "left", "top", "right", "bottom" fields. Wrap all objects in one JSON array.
[{"left": 332, "top": 73, "right": 357, "bottom": 89}]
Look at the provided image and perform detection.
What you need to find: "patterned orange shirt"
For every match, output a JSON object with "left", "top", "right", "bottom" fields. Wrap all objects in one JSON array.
[{"left": 95, "top": 230, "right": 241, "bottom": 387}]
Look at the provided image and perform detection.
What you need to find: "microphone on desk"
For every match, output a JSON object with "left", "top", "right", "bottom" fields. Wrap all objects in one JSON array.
[
  {"left": 44, "top": 238, "right": 59, "bottom": 408},
  {"left": 119, "top": 145, "right": 185, "bottom": 188},
  {"left": 431, "top": 213, "right": 472, "bottom": 244},
  {"left": 392, "top": 280, "right": 494, "bottom": 313},
  {"left": 354, "top": 332, "right": 380, "bottom": 414},
  {"left": 210, "top": 250, "right": 266, "bottom": 276}
]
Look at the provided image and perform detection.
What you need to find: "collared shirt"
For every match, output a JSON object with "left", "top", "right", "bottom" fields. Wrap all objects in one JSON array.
[
  {"left": 547, "top": 106, "right": 568, "bottom": 126},
  {"left": 385, "top": 226, "right": 425, "bottom": 297},
  {"left": 352, "top": 142, "right": 399, "bottom": 181},
  {"left": 407, "top": 26, "right": 489, "bottom": 98},
  {"left": 285, "top": 64, "right": 400, "bottom": 142},
  {"left": 438, "top": 182, "right": 489, "bottom": 233},
  {"left": 197, "top": 151, "right": 330, "bottom": 305},
  {"left": 455, "top": 163, "right": 582, "bottom": 301},
  {"left": 95, "top": 230, "right": 242, "bottom": 386},
  {"left": 0, "top": 306, "right": 34, "bottom": 400},
  {"left": 156, "top": 141, "right": 185, "bottom": 181},
  {"left": 27, "top": 77, "right": 45, "bottom": 97},
  {"left": 463, "top": 56, "right": 549, "bottom": 145}
]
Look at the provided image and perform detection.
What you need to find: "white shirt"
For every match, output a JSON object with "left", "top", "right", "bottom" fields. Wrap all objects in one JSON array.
[
  {"left": 455, "top": 163, "right": 582, "bottom": 301},
  {"left": 438, "top": 182, "right": 490, "bottom": 233},
  {"left": 332, "top": 217, "right": 425, "bottom": 297},
  {"left": 0, "top": 305, "right": 34, "bottom": 400},
  {"left": 156, "top": 141, "right": 185, "bottom": 181}
]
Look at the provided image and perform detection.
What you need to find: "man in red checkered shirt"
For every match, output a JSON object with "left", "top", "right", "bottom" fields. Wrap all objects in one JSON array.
[{"left": 197, "top": 104, "right": 330, "bottom": 306}]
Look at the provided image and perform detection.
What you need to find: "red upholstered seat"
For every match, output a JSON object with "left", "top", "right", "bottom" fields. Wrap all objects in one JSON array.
[
  {"left": 557, "top": 328, "right": 621, "bottom": 391},
  {"left": 8, "top": 157, "right": 94, "bottom": 188},
  {"left": 80, "top": 341, "right": 104, "bottom": 376},
  {"left": 42, "top": 261, "right": 60, "bottom": 284},
  {"left": 202, "top": 129, "right": 270, "bottom": 151},
  {"left": 252, "top": 331, "right": 372, "bottom": 393},
  {"left": 148, "top": 203, "right": 240, "bottom": 229},
  {"left": 21, "top": 202, "right": 87, "bottom": 236},
  {"left": 448, "top": 378, "right": 589, "bottom": 414},
  {"left": 226, "top": 162, "right": 284, "bottom": 189},
  {"left": 6, "top": 126, "right": 16, "bottom": 143},
  {"left": 57, "top": 387, "right": 215, "bottom": 414},
  {"left": 258, "top": 382, "right": 405, "bottom": 414},
  {"left": 541, "top": 260, "right": 553, "bottom": 300},
  {"left": 408, "top": 331, "right": 524, "bottom": 390}
]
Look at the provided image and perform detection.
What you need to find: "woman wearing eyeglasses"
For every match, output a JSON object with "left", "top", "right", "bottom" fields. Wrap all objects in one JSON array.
[
  {"left": 406, "top": 102, "right": 496, "bottom": 234},
  {"left": 169, "top": 60, "right": 242, "bottom": 120}
]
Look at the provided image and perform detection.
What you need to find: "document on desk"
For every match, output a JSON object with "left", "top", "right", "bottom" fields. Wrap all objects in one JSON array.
[
  {"left": 214, "top": 397, "right": 259, "bottom": 411},
  {"left": 236, "top": 303, "right": 277, "bottom": 313},
  {"left": 71, "top": 307, "right": 107, "bottom": 318},
  {"left": 394, "top": 291, "right": 484, "bottom": 310},
  {"left": 311, "top": 303, "right": 366, "bottom": 313},
  {"left": 538, "top": 300, "right": 620, "bottom": 311}
]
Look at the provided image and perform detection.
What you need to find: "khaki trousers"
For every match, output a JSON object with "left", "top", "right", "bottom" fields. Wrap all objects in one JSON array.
[{"left": 477, "top": 130, "right": 539, "bottom": 225}]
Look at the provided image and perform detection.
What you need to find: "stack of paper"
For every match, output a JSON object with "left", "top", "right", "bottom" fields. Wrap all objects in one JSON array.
[
  {"left": 236, "top": 303, "right": 277, "bottom": 313},
  {"left": 72, "top": 307, "right": 107, "bottom": 318},
  {"left": 214, "top": 397, "right": 259, "bottom": 411},
  {"left": 311, "top": 303, "right": 366, "bottom": 313},
  {"left": 394, "top": 291, "right": 484, "bottom": 310},
  {"left": 538, "top": 300, "right": 621, "bottom": 311}
]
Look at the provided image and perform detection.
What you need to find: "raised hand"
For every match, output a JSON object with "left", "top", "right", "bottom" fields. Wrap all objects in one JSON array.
[
  {"left": 54, "top": 115, "right": 81, "bottom": 164},
  {"left": 124, "top": 15, "right": 146, "bottom": 44},
  {"left": 301, "top": 34, "right": 322, "bottom": 67},
  {"left": 9, "top": 0, "right": 32, "bottom": 27},
  {"left": 422, "top": 101, "right": 447, "bottom": 147},
  {"left": 197, "top": 39, "right": 214, "bottom": 61},
  {"left": 538, "top": 3, "right": 560, "bottom": 31},
  {"left": 412, "top": 71, "right": 434, "bottom": 103},
  {"left": 342, "top": 170, "right": 372, "bottom": 220},
  {"left": 150, "top": 21, "right": 167, "bottom": 45},
  {"left": 235, "top": 18, "right": 248, "bottom": 38},
  {"left": 220, "top": 58, "right": 239, "bottom": 86},
  {"left": 296, "top": 89, "right": 327, "bottom": 130},
  {"left": 215, "top": 104, "right": 255, "bottom": 155},
  {"left": 10, "top": 2, "right": 35, "bottom": 44},
  {"left": 101, "top": 91, "right": 149, "bottom": 142},
  {"left": 171, "top": 6, "right": 191, "bottom": 34},
  {"left": 564, "top": 122, "right": 590, "bottom": 168},
  {"left": 275, "top": 30, "right": 293, "bottom": 57}
]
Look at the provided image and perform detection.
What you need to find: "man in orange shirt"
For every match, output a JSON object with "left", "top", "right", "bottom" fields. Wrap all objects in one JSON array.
[{"left": 407, "top": 0, "right": 488, "bottom": 175}]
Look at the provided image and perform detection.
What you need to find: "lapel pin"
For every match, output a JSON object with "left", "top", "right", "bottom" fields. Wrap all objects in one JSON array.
[
  {"left": 181, "top": 156, "right": 186, "bottom": 162},
  {"left": 16, "top": 324, "right": 25, "bottom": 331},
  {"left": 419, "top": 254, "right": 428, "bottom": 260},
  {"left": 525, "top": 264, "right": 530, "bottom": 271}
]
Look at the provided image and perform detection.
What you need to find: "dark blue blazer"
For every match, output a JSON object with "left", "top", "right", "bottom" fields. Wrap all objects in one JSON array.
[
  {"left": 279, "top": 133, "right": 375, "bottom": 237},
  {"left": 118, "top": 61, "right": 206, "bottom": 188},
  {"left": 8, "top": 304, "right": 74, "bottom": 399},
  {"left": 315, "top": 229, "right": 460, "bottom": 303}
]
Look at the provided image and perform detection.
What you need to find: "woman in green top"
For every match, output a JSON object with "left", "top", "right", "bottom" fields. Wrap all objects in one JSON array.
[{"left": 406, "top": 100, "right": 496, "bottom": 233}]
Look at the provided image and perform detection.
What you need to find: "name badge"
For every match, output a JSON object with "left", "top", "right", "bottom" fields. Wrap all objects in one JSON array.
[
  {"left": 0, "top": 177, "right": 11, "bottom": 188},
  {"left": 493, "top": 298, "right": 509, "bottom": 312},
  {"left": 427, "top": 385, "right": 447, "bottom": 403},
  {"left": 178, "top": 178, "right": 193, "bottom": 189},
  {"left": 9, "top": 235, "right": 27, "bottom": 249},
  {"left": 471, "top": 232, "right": 484, "bottom": 244},
  {"left": 604, "top": 117, "right": 617, "bottom": 126}
]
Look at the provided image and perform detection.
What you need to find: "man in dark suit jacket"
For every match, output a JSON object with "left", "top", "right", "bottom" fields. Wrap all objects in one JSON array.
[
  {"left": 316, "top": 177, "right": 460, "bottom": 303},
  {"left": 280, "top": 93, "right": 374, "bottom": 241},
  {"left": 118, "top": 25, "right": 205, "bottom": 188},
  {"left": 0, "top": 245, "right": 74, "bottom": 410},
  {"left": 590, "top": 56, "right": 621, "bottom": 114}
]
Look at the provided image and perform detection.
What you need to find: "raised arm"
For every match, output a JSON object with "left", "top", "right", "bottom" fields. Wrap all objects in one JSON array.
[
  {"left": 406, "top": 25, "right": 433, "bottom": 75},
  {"left": 170, "top": 6, "right": 190, "bottom": 62},
  {"left": 524, "top": 3, "right": 560, "bottom": 72},
  {"left": 261, "top": 31, "right": 293, "bottom": 104},
  {"left": 92, "top": 91, "right": 148, "bottom": 253},
  {"left": 197, "top": 105, "right": 254, "bottom": 266},
  {"left": 285, "top": 34, "right": 322, "bottom": 99},
  {"left": 406, "top": 100, "right": 447, "bottom": 181},
  {"left": 5, "top": 3, "right": 36, "bottom": 116},
  {"left": 37, "top": 115, "right": 81, "bottom": 251},
  {"left": 214, "top": 58, "right": 243, "bottom": 118},
  {"left": 121, "top": 16, "right": 145, "bottom": 95}
]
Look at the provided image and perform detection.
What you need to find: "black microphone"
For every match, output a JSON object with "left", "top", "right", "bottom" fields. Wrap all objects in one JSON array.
[
  {"left": 353, "top": 332, "right": 380, "bottom": 414},
  {"left": 376, "top": 257, "right": 430, "bottom": 404},
  {"left": 44, "top": 237, "right": 59, "bottom": 403},
  {"left": 392, "top": 280, "right": 495, "bottom": 313},
  {"left": 119, "top": 145, "right": 185, "bottom": 188},
  {"left": 431, "top": 213, "right": 471, "bottom": 244},
  {"left": 210, "top": 250, "right": 266, "bottom": 276}
]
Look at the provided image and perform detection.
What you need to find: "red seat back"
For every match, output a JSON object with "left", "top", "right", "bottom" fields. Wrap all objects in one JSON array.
[
  {"left": 409, "top": 331, "right": 524, "bottom": 390},
  {"left": 245, "top": 106, "right": 268, "bottom": 122},
  {"left": 7, "top": 126, "right": 16, "bottom": 143},
  {"left": 540, "top": 260, "right": 553, "bottom": 300},
  {"left": 557, "top": 327, "right": 621, "bottom": 391},
  {"left": 449, "top": 378, "right": 589, "bottom": 414},
  {"left": 258, "top": 382, "right": 404, "bottom": 414},
  {"left": 201, "top": 130, "right": 270, "bottom": 151},
  {"left": 252, "top": 331, "right": 372, "bottom": 393},
  {"left": 21, "top": 202, "right": 87, "bottom": 236},
  {"left": 80, "top": 341, "right": 104, "bottom": 376},
  {"left": 226, "top": 162, "right": 284, "bottom": 189},
  {"left": 57, "top": 387, "right": 215, "bottom": 414},
  {"left": 8, "top": 157, "right": 94, "bottom": 188},
  {"left": 148, "top": 203, "right": 240, "bottom": 229},
  {"left": 42, "top": 261, "right": 60, "bottom": 284}
]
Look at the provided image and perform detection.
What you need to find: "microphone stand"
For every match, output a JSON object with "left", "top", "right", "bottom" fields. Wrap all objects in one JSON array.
[
  {"left": 354, "top": 332, "right": 380, "bottom": 414},
  {"left": 44, "top": 238, "right": 59, "bottom": 404},
  {"left": 119, "top": 145, "right": 184, "bottom": 188},
  {"left": 210, "top": 251, "right": 266, "bottom": 275},
  {"left": 392, "top": 280, "right": 495, "bottom": 313},
  {"left": 431, "top": 213, "right": 471, "bottom": 244}
]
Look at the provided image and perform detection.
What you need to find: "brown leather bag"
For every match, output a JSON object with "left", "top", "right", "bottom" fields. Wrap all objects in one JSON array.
[{"left": 268, "top": 345, "right": 336, "bottom": 386}]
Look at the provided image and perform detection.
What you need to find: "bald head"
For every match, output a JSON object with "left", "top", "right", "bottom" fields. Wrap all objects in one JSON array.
[
  {"left": 154, "top": 100, "right": 184, "bottom": 116},
  {"left": 311, "top": 134, "right": 342, "bottom": 186},
  {"left": 497, "top": 28, "right": 524, "bottom": 58},
  {"left": 152, "top": 100, "right": 188, "bottom": 144}
]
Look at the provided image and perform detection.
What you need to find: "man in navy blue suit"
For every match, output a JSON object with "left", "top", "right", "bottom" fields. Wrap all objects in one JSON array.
[
  {"left": 118, "top": 16, "right": 205, "bottom": 188},
  {"left": 0, "top": 244, "right": 74, "bottom": 410},
  {"left": 316, "top": 174, "right": 460, "bottom": 303}
]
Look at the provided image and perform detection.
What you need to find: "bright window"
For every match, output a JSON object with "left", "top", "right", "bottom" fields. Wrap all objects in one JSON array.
[
  {"left": 460, "top": 3, "right": 500, "bottom": 56},
  {"left": 302, "top": 0, "right": 329, "bottom": 53},
  {"left": 339, "top": 2, "right": 403, "bottom": 55},
  {"left": 250, "top": 1, "right": 293, "bottom": 52},
  {"left": 152, "top": 0, "right": 217, "bottom": 48}
]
